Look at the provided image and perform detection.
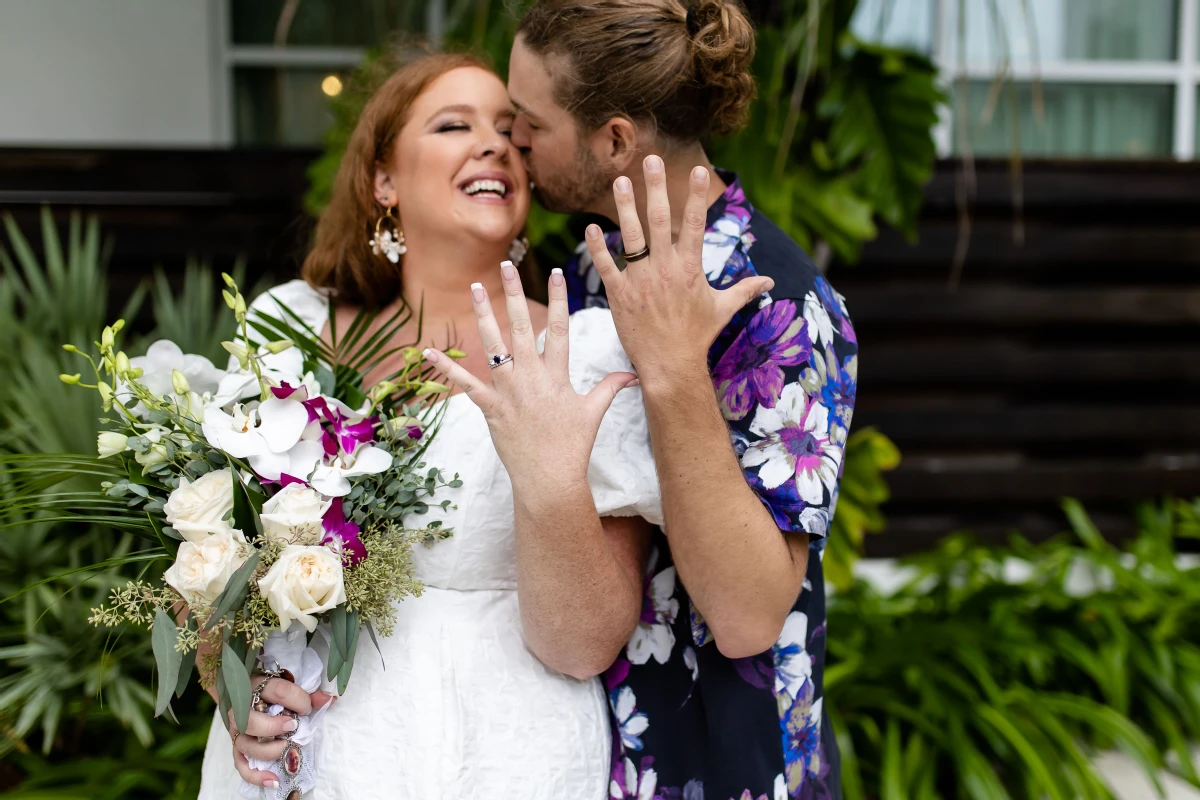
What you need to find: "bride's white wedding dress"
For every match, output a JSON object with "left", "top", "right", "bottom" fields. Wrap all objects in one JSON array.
[{"left": 197, "top": 280, "right": 662, "bottom": 800}]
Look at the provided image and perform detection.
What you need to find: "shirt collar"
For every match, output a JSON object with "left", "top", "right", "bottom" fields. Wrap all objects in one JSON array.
[{"left": 706, "top": 169, "right": 750, "bottom": 230}]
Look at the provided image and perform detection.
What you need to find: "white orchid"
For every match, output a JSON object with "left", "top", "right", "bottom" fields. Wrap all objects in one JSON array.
[
  {"left": 201, "top": 398, "right": 309, "bottom": 481},
  {"left": 130, "top": 340, "right": 224, "bottom": 399},
  {"left": 212, "top": 345, "right": 306, "bottom": 407},
  {"left": 308, "top": 444, "right": 392, "bottom": 497}
]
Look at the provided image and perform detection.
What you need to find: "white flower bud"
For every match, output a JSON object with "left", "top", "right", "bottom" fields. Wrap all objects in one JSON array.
[
  {"left": 97, "top": 431, "right": 129, "bottom": 458},
  {"left": 171, "top": 369, "right": 191, "bottom": 396}
]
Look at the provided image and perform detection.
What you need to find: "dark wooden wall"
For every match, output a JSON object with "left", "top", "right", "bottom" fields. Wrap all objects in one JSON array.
[
  {"left": 1, "top": 150, "right": 1197, "bottom": 554},
  {"left": 837, "top": 160, "right": 1200, "bottom": 555}
]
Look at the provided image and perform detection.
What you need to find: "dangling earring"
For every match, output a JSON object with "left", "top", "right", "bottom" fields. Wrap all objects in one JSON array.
[
  {"left": 508, "top": 235, "right": 529, "bottom": 266},
  {"left": 369, "top": 206, "right": 407, "bottom": 264}
]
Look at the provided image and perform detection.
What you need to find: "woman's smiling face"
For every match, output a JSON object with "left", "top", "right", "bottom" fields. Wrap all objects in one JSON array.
[{"left": 380, "top": 66, "right": 530, "bottom": 253}]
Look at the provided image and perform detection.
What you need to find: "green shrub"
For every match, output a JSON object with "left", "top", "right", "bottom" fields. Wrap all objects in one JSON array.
[{"left": 830, "top": 497, "right": 1200, "bottom": 799}]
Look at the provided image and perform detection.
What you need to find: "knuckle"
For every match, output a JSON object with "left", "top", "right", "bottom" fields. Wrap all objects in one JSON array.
[
  {"left": 548, "top": 319, "right": 569, "bottom": 337},
  {"left": 510, "top": 318, "right": 533, "bottom": 336},
  {"left": 685, "top": 208, "right": 706, "bottom": 228},
  {"left": 649, "top": 206, "right": 671, "bottom": 228}
]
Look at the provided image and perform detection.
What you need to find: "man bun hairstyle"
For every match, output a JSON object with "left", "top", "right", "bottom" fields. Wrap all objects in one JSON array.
[{"left": 518, "top": 0, "right": 756, "bottom": 141}]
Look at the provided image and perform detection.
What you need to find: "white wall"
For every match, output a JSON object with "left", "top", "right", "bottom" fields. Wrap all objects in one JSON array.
[{"left": 0, "top": 0, "right": 222, "bottom": 146}]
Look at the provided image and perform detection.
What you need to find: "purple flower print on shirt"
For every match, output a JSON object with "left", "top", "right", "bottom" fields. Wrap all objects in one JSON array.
[{"left": 712, "top": 300, "right": 812, "bottom": 421}]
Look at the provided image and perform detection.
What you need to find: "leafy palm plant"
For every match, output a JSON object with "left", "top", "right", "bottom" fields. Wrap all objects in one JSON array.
[
  {"left": 829, "top": 497, "right": 1200, "bottom": 800},
  {"left": 0, "top": 211, "right": 223, "bottom": 795},
  {"left": 146, "top": 258, "right": 265, "bottom": 366}
]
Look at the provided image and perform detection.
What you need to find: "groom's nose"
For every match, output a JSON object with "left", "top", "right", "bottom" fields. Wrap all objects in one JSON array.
[{"left": 511, "top": 115, "right": 532, "bottom": 150}]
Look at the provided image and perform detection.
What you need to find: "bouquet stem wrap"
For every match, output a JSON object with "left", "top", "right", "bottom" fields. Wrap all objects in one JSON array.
[{"left": 240, "top": 624, "right": 334, "bottom": 800}]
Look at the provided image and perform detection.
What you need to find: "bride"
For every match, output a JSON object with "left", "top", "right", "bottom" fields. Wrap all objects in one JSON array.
[{"left": 197, "top": 53, "right": 659, "bottom": 799}]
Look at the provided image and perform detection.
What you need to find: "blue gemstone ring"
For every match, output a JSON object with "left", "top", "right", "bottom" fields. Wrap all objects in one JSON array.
[{"left": 488, "top": 353, "right": 513, "bottom": 369}]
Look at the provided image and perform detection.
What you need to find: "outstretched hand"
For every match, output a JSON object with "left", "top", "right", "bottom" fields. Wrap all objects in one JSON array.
[
  {"left": 583, "top": 156, "right": 774, "bottom": 386},
  {"left": 423, "top": 262, "right": 637, "bottom": 493}
]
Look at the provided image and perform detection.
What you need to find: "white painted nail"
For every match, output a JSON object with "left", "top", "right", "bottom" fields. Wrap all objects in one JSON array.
[
  {"left": 500, "top": 260, "right": 515, "bottom": 270},
  {"left": 265, "top": 780, "right": 279, "bottom": 788},
  {"left": 551, "top": 268, "right": 563, "bottom": 275},
  {"left": 422, "top": 348, "right": 437, "bottom": 363},
  {"left": 470, "top": 282, "right": 483, "bottom": 290}
]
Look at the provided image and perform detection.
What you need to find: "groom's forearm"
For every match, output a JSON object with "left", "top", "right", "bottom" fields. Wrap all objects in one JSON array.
[
  {"left": 641, "top": 368, "right": 808, "bottom": 658},
  {"left": 511, "top": 478, "right": 647, "bottom": 680}
]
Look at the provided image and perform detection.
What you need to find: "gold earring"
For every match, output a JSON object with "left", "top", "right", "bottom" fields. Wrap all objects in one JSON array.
[{"left": 369, "top": 206, "right": 406, "bottom": 264}]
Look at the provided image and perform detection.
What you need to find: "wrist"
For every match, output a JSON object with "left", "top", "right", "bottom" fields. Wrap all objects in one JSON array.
[
  {"left": 510, "top": 471, "right": 592, "bottom": 508},
  {"left": 636, "top": 356, "right": 712, "bottom": 400}
]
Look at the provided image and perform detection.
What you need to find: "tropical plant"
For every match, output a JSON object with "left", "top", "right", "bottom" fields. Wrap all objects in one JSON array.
[
  {"left": 824, "top": 427, "right": 900, "bottom": 591},
  {"left": 0, "top": 211, "right": 217, "bottom": 795},
  {"left": 828, "top": 497, "right": 1200, "bottom": 800}
]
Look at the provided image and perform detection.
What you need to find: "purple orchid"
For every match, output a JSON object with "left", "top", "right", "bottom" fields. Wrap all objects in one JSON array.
[
  {"left": 712, "top": 300, "right": 812, "bottom": 420},
  {"left": 321, "top": 497, "right": 366, "bottom": 564}
]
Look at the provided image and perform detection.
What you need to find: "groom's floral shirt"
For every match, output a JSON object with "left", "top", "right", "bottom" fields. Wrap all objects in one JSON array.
[{"left": 564, "top": 172, "right": 855, "bottom": 800}]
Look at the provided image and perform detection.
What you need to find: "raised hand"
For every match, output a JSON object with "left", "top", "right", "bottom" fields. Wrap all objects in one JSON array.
[
  {"left": 422, "top": 261, "right": 636, "bottom": 493},
  {"left": 583, "top": 156, "right": 774, "bottom": 386}
]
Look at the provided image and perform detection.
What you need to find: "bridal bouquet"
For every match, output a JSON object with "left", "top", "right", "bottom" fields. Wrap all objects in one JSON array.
[{"left": 58, "top": 276, "right": 457, "bottom": 799}]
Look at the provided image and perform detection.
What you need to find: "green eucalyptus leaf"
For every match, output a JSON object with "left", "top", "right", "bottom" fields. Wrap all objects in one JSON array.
[
  {"left": 152, "top": 609, "right": 181, "bottom": 718},
  {"left": 205, "top": 549, "right": 260, "bottom": 630},
  {"left": 221, "top": 641, "right": 254, "bottom": 736}
]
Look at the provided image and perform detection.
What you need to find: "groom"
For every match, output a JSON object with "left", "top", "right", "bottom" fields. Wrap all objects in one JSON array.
[{"left": 507, "top": 1, "right": 854, "bottom": 799}]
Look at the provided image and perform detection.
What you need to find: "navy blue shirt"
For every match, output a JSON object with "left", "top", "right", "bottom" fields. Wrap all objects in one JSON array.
[{"left": 564, "top": 172, "right": 854, "bottom": 800}]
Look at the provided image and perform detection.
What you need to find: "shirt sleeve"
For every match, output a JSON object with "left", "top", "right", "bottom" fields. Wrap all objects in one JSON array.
[
  {"left": 554, "top": 307, "right": 664, "bottom": 527},
  {"left": 710, "top": 276, "right": 858, "bottom": 539}
]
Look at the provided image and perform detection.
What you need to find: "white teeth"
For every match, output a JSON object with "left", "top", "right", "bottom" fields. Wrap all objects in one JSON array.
[{"left": 463, "top": 179, "right": 507, "bottom": 197}]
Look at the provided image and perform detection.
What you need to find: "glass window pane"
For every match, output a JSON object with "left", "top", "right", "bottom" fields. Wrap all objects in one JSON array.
[
  {"left": 850, "top": 0, "right": 934, "bottom": 54},
  {"left": 950, "top": 81, "right": 1174, "bottom": 158},
  {"left": 231, "top": 0, "right": 422, "bottom": 47},
  {"left": 944, "top": 0, "right": 1178, "bottom": 68},
  {"left": 234, "top": 67, "right": 346, "bottom": 146}
]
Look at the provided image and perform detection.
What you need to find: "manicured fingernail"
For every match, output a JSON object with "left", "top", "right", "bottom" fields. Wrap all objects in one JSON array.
[
  {"left": 422, "top": 348, "right": 438, "bottom": 363},
  {"left": 470, "top": 282, "right": 485, "bottom": 303},
  {"left": 265, "top": 780, "right": 279, "bottom": 788},
  {"left": 283, "top": 718, "right": 298, "bottom": 732},
  {"left": 550, "top": 268, "right": 564, "bottom": 287},
  {"left": 586, "top": 224, "right": 601, "bottom": 240},
  {"left": 615, "top": 176, "right": 632, "bottom": 193},
  {"left": 693, "top": 166, "right": 707, "bottom": 181},
  {"left": 500, "top": 260, "right": 516, "bottom": 281},
  {"left": 646, "top": 155, "right": 662, "bottom": 172},
  {"left": 625, "top": 378, "right": 640, "bottom": 388}
]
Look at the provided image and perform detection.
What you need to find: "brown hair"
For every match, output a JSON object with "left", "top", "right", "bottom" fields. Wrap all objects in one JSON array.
[
  {"left": 302, "top": 52, "right": 491, "bottom": 309},
  {"left": 517, "top": 0, "right": 756, "bottom": 141}
]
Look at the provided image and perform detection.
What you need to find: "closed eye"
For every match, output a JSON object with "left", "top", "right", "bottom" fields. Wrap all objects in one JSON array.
[{"left": 437, "top": 122, "right": 470, "bottom": 133}]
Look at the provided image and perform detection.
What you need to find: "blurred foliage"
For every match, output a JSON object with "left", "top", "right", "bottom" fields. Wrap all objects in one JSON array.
[
  {"left": 0, "top": 209, "right": 238, "bottom": 796},
  {"left": 303, "top": 0, "right": 943, "bottom": 266},
  {"left": 825, "top": 427, "right": 900, "bottom": 592},
  {"left": 830, "top": 497, "right": 1200, "bottom": 799}
]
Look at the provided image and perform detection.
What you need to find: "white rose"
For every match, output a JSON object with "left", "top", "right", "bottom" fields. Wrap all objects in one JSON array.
[
  {"left": 164, "top": 530, "right": 247, "bottom": 606},
  {"left": 260, "top": 483, "right": 332, "bottom": 545},
  {"left": 163, "top": 468, "right": 239, "bottom": 543},
  {"left": 258, "top": 545, "right": 346, "bottom": 633},
  {"left": 97, "top": 431, "right": 128, "bottom": 458}
]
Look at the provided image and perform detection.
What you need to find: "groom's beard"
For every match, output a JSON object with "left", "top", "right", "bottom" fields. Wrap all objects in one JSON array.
[{"left": 530, "top": 138, "right": 612, "bottom": 214}]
